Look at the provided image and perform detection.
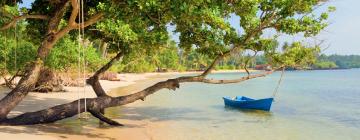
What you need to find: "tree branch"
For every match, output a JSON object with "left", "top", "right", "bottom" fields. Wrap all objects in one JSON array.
[
  {"left": 199, "top": 10, "right": 278, "bottom": 78},
  {"left": 201, "top": 71, "right": 273, "bottom": 84},
  {"left": 0, "top": 67, "right": 276, "bottom": 125},
  {"left": 88, "top": 110, "right": 123, "bottom": 126},
  {"left": 68, "top": 0, "right": 104, "bottom": 27},
  {"left": 68, "top": 0, "right": 79, "bottom": 26},
  {"left": 0, "top": 4, "right": 283, "bottom": 125},
  {"left": 79, "top": 13, "right": 104, "bottom": 28},
  {"left": 87, "top": 51, "right": 125, "bottom": 97},
  {"left": 0, "top": 15, "right": 49, "bottom": 30},
  {"left": 68, "top": 0, "right": 104, "bottom": 28},
  {"left": 0, "top": 0, "right": 103, "bottom": 122}
]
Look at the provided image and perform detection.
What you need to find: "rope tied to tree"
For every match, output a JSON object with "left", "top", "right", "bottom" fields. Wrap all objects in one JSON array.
[
  {"left": 77, "top": 0, "right": 88, "bottom": 119},
  {"left": 272, "top": 67, "right": 285, "bottom": 98}
]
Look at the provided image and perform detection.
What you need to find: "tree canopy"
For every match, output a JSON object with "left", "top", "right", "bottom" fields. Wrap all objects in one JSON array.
[{"left": 0, "top": 0, "right": 333, "bottom": 125}]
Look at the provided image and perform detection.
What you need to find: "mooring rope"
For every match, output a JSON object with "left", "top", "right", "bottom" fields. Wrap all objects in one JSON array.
[{"left": 272, "top": 67, "right": 285, "bottom": 98}]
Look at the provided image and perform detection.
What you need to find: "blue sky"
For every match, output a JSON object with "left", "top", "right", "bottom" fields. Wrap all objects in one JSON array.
[
  {"left": 314, "top": 0, "right": 360, "bottom": 55},
  {"left": 20, "top": 0, "right": 360, "bottom": 55}
]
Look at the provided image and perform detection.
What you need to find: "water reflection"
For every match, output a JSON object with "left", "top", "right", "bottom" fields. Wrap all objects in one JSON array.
[{"left": 223, "top": 106, "right": 273, "bottom": 116}]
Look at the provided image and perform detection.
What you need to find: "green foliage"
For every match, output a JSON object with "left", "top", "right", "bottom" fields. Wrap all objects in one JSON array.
[
  {"left": 115, "top": 40, "right": 182, "bottom": 72},
  {"left": 315, "top": 54, "right": 360, "bottom": 69},
  {"left": 96, "top": 19, "right": 138, "bottom": 43},
  {"left": 216, "top": 65, "right": 236, "bottom": 70},
  {"left": 0, "top": 31, "right": 37, "bottom": 74},
  {"left": 45, "top": 36, "right": 104, "bottom": 72},
  {"left": 266, "top": 42, "right": 320, "bottom": 69},
  {"left": 0, "top": 33, "right": 104, "bottom": 73},
  {"left": 120, "top": 59, "right": 157, "bottom": 73},
  {"left": 85, "top": 46, "right": 105, "bottom": 71},
  {"left": 1, "top": 0, "right": 334, "bottom": 74},
  {"left": 153, "top": 42, "right": 180, "bottom": 70},
  {"left": 313, "top": 61, "right": 338, "bottom": 69},
  {"left": 45, "top": 37, "right": 78, "bottom": 71},
  {"left": 182, "top": 49, "right": 212, "bottom": 71},
  {"left": 2, "top": 4, "right": 19, "bottom": 15}
]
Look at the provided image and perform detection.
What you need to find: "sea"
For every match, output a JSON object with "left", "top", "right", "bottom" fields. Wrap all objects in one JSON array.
[
  {"left": 56, "top": 69, "right": 360, "bottom": 140},
  {"left": 109, "top": 69, "right": 360, "bottom": 140}
]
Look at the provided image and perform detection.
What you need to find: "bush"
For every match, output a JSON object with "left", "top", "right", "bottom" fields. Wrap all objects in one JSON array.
[
  {"left": 121, "top": 59, "right": 156, "bottom": 73},
  {"left": 0, "top": 36, "right": 37, "bottom": 74},
  {"left": 313, "top": 61, "right": 338, "bottom": 69},
  {"left": 45, "top": 37, "right": 104, "bottom": 72}
]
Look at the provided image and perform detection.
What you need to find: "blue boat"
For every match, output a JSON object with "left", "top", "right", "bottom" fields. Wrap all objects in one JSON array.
[{"left": 223, "top": 96, "right": 274, "bottom": 111}]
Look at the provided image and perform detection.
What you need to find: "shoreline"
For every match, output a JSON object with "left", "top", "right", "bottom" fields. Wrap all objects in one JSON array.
[
  {"left": 0, "top": 69, "right": 256, "bottom": 86},
  {"left": 0, "top": 69, "right": 358, "bottom": 139},
  {"left": 0, "top": 71, "right": 180, "bottom": 140},
  {"left": 120, "top": 69, "right": 258, "bottom": 75},
  {"left": 0, "top": 69, "right": 255, "bottom": 140}
]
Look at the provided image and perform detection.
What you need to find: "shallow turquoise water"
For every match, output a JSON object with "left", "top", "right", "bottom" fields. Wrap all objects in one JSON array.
[{"left": 117, "top": 69, "right": 360, "bottom": 140}]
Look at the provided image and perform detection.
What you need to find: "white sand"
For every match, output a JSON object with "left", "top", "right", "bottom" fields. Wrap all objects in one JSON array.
[
  {"left": 0, "top": 70, "right": 253, "bottom": 140},
  {"left": 0, "top": 73, "right": 162, "bottom": 140}
]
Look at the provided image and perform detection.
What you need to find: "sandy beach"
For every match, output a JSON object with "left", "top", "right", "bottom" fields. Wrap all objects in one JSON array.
[
  {"left": 0, "top": 70, "right": 255, "bottom": 140},
  {"left": 0, "top": 72, "right": 167, "bottom": 140}
]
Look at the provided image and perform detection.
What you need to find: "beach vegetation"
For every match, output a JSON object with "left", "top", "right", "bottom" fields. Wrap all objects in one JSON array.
[{"left": 0, "top": 0, "right": 333, "bottom": 125}]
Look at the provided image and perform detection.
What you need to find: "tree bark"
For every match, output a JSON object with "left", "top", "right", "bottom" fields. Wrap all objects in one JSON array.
[
  {"left": 0, "top": 1, "right": 70, "bottom": 120},
  {"left": 0, "top": 2, "right": 279, "bottom": 125},
  {"left": 0, "top": 60, "right": 43, "bottom": 120},
  {"left": 0, "top": 0, "right": 104, "bottom": 121},
  {"left": 87, "top": 51, "right": 125, "bottom": 97},
  {"left": 88, "top": 110, "right": 123, "bottom": 126},
  {"left": 86, "top": 51, "right": 125, "bottom": 125},
  {"left": 0, "top": 70, "right": 274, "bottom": 125}
]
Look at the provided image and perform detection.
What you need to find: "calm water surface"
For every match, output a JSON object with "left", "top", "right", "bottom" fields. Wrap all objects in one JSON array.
[{"left": 59, "top": 69, "right": 360, "bottom": 140}]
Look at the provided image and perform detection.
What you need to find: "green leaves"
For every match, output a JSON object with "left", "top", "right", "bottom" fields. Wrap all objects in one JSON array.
[
  {"left": 96, "top": 19, "right": 138, "bottom": 43},
  {"left": 0, "top": 0, "right": 333, "bottom": 73},
  {"left": 109, "top": 0, "right": 332, "bottom": 69},
  {"left": 3, "top": 5, "right": 18, "bottom": 15},
  {"left": 45, "top": 36, "right": 104, "bottom": 71},
  {"left": 96, "top": 2, "right": 107, "bottom": 11},
  {"left": 313, "top": 61, "right": 338, "bottom": 69},
  {"left": 246, "top": 38, "right": 279, "bottom": 52},
  {"left": 266, "top": 42, "right": 320, "bottom": 69},
  {"left": 276, "top": 15, "right": 328, "bottom": 37},
  {"left": 328, "top": 6, "right": 336, "bottom": 12},
  {"left": 0, "top": 33, "right": 37, "bottom": 74}
]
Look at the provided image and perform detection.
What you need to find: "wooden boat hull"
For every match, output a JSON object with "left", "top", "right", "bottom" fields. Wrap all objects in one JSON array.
[{"left": 223, "top": 96, "right": 273, "bottom": 111}]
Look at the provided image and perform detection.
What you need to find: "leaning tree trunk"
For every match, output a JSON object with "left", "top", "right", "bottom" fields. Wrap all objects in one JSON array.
[
  {"left": 0, "top": 69, "right": 275, "bottom": 125},
  {"left": 0, "top": 0, "right": 104, "bottom": 121},
  {"left": 0, "top": 38, "right": 62, "bottom": 120},
  {"left": 0, "top": 40, "right": 275, "bottom": 125},
  {"left": 0, "top": 60, "right": 43, "bottom": 120},
  {"left": 0, "top": 0, "right": 69, "bottom": 120}
]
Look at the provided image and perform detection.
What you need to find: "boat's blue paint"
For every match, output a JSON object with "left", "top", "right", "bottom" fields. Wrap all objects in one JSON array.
[{"left": 223, "top": 96, "right": 274, "bottom": 111}]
